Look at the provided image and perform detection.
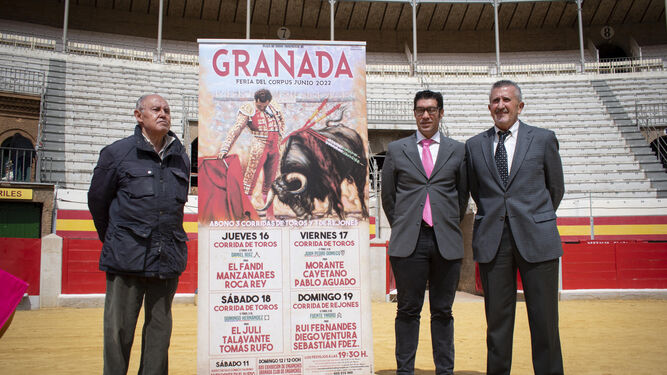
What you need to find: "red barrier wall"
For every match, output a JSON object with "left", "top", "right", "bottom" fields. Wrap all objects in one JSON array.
[
  {"left": 562, "top": 241, "right": 667, "bottom": 289},
  {"left": 616, "top": 241, "right": 667, "bottom": 289},
  {"left": 0, "top": 238, "right": 41, "bottom": 295},
  {"left": 471, "top": 240, "right": 667, "bottom": 293},
  {"left": 562, "top": 241, "right": 619, "bottom": 289},
  {"left": 61, "top": 239, "right": 106, "bottom": 294},
  {"left": 61, "top": 238, "right": 199, "bottom": 294},
  {"left": 179, "top": 240, "right": 198, "bottom": 293}
]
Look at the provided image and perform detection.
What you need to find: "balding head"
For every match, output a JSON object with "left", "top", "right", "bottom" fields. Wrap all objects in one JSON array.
[{"left": 134, "top": 94, "right": 171, "bottom": 139}]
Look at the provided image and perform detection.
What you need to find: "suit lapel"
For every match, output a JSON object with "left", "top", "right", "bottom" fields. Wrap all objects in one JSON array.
[
  {"left": 481, "top": 127, "right": 505, "bottom": 188},
  {"left": 431, "top": 133, "right": 454, "bottom": 177},
  {"left": 401, "top": 134, "right": 427, "bottom": 178},
  {"left": 506, "top": 121, "right": 534, "bottom": 187}
]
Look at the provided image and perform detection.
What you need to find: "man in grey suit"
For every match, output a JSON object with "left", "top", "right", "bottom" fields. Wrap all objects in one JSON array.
[
  {"left": 382, "top": 90, "right": 468, "bottom": 375},
  {"left": 465, "top": 80, "right": 565, "bottom": 375}
]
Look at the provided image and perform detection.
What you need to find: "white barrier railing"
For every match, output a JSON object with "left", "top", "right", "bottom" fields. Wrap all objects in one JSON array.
[
  {"left": 500, "top": 62, "right": 580, "bottom": 76},
  {"left": 366, "top": 63, "right": 411, "bottom": 76},
  {"left": 0, "top": 65, "right": 45, "bottom": 96},
  {"left": 585, "top": 57, "right": 664, "bottom": 74},
  {"left": 0, "top": 31, "right": 56, "bottom": 51},
  {"left": 67, "top": 40, "right": 154, "bottom": 62},
  {"left": 183, "top": 95, "right": 199, "bottom": 121},
  {"left": 366, "top": 100, "right": 413, "bottom": 122},
  {"left": 164, "top": 52, "right": 198, "bottom": 66},
  {"left": 636, "top": 103, "right": 667, "bottom": 128},
  {"left": 416, "top": 63, "right": 490, "bottom": 77}
]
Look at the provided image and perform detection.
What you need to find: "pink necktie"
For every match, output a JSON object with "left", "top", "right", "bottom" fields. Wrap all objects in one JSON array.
[{"left": 421, "top": 139, "right": 434, "bottom": 226}]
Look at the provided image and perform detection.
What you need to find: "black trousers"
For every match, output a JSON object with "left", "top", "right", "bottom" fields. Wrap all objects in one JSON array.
[
  {"left": 479, "top": 222, "right": 564, "bottom": 375},
  {"left": 390, "top": 224, "right": 462, "bottom": 375},
  {"left": 103, "top": 273, "right": 179, "bottom": 375}
]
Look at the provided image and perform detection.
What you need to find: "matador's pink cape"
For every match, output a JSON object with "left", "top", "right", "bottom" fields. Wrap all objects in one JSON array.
[
  {"left": 0, "top": 268, "right": 28, "bottom": 329},
  {"left": 198, "top": 155, "right": 260, "bottom": 223}
]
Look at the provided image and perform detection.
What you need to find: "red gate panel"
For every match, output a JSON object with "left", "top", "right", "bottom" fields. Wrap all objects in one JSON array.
[
  {"left": 62, "top": 238, "right": 199, "bottom": 294},
  {"left": 616, "top": 242, "right": 667, "bottom": 289},
  {"left": 562, "top": 241, "right": 618, "bottom": 289},
  {"left": 0, "top": 238, "right": 41, "bottom": 295},
  {"left": 61, "top": 238, "right": 105, "bottom": 294},
  {"left": 178, "top": 240, "right": 198, "bottom": 293}
]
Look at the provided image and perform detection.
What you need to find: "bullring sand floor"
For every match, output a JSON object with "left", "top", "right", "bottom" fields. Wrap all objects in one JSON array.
[{"left": 1, "top": 293, "right": 666, "bottom": 374}]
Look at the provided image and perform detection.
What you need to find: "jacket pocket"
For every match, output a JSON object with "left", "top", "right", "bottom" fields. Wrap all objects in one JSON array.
[
  {"left": 126, "top": 168, "right": 155, "bottom": 198},
  {"left": 533, "top": 211, "right": 557, "bottom": 223},
  {"left": 170, "top": 168, "right": 189, "bottom": 203},
  {"left": 103, "top": 223, "right": 152, "bottom": 272}
]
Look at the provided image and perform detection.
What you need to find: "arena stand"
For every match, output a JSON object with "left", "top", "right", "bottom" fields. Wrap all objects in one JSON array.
[{"left": 0, "top": 23, "right": 666, "bottom": 307}]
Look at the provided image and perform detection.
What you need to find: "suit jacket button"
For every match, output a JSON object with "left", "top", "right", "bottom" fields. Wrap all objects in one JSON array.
[{"left": 500, "top": 216, "right": 505, "bottom": 221}]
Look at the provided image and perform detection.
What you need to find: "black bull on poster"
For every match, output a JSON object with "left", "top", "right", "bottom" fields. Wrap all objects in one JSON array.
[{"left": 260, "top": 123, "right": 369, "bottom": 220}]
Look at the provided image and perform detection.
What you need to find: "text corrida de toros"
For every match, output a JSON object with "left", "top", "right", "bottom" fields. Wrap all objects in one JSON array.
[{"left": 212, "top": 48, "right": 354, "bottom": 79}]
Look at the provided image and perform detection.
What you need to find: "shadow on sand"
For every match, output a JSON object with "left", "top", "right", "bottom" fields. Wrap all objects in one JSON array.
[{"left": 375, "top": 369, "right": 485, "bottom": 375}]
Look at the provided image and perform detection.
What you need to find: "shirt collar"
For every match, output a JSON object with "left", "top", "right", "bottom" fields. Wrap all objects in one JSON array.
[
  {"left": 494, "top": 120, "right": 520, "bottom": 138},
  {"left": 416, "top": 131, "right": 440, "bottom": 144},
  {"left": 142, "top": 132, "right": 175, "bottom": 159}
]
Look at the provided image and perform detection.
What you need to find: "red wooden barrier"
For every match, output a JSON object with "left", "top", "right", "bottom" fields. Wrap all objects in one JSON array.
[
  {"left": 61, "top": 239, "right": 105, "bottom": 294},
  {"left": 179, "top": 240, "right": 198, "bottom": 293},
  {"left": 562, "top": 240, "right": 667, "bottom": 289},
  {"left": 562, "top": 241, "right": 618, "bottom": 289},
  {"left": 61, "top": 238, "right": 199, "bottom": 294},
  {"left": 616, "top": 241, "right": 667, "bottom": 289},
  {"left": 0, "top": 238, "right": 41, "bottom": 295}
]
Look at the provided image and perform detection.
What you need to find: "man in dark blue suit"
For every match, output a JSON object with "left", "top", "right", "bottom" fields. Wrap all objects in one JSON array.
[
  {"left": 465, "top": 80, "right": 565, "bottom": 375},
  {"left": 382, "top": 90, "right": 468, "bottom": 375}
]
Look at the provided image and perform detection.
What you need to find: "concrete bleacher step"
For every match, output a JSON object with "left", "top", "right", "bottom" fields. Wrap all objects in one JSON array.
[{"left": 564, "top": 162, "right": 652, "bottom": 172}]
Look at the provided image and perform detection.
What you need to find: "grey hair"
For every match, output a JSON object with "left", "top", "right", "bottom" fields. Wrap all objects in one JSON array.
[
  {"left": 490, "top": 80, "right": 522, "bottom": 102},
  {"left": 135, "top": 94, "right": 157, "bottom": 111}
]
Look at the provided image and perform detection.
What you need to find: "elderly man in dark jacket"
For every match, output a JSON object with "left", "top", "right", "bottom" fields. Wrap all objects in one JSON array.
[{"left": 88, "top": 94, "right": 190, "bottom": 375}]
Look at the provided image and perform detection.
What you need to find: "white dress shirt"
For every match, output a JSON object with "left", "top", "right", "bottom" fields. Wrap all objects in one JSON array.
[
  {"left": 416, "top": 131, "right": 440, "bottom": 165},
  {"left": 494, "top": 121, "right": 519, "bottom": 171}
]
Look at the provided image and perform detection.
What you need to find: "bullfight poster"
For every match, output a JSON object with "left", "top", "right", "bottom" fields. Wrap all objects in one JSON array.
[{"left": 196, "top": 39, "right": 373, "bottom": 375}]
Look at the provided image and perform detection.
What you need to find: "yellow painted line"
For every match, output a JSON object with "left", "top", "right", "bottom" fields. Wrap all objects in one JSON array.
[
  {"left": 58, "top": 222, "right": 664, "bottom": 238},
  {"left": 58, "top": 219, "right": 199, "bottom": 234},
  {"left": 556, "top": 224, "right": 667, "bottom": 236},
  {"left": 183, "top": 221, "right": 197, "bottom": 234},
  {"left": 557, "top": 225, "right": 590, "bottom": 236},
  {"left": 594, "top": 224, "right": 667, "bottom": 236},
  {"left": 56, "top": 219, "right": 97, "bottom": 231}
]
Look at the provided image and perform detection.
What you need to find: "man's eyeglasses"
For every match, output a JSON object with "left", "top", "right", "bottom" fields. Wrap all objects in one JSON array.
[{"left": 414, "top": 107, "right": 440, "bottom": 116}]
